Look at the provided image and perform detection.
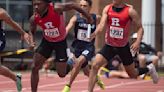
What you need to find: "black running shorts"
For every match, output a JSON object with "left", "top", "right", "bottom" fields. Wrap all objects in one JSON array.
[
  {"left": 98, "top": 43, "right": 133, "bottom": 65},
  {"left": 35, "top": 38, "right": 68, "bottom": 62}
]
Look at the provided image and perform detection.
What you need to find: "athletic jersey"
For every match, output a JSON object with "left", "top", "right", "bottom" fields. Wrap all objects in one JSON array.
[
  {"left": 72, "top": 13, "right": 96, "bottom": 47},
  {"left": 106, "top": 4, "right": 131, "bottom": 47},
  {"left": 34, "top": 3, "right": 66, "bottom": 42}
]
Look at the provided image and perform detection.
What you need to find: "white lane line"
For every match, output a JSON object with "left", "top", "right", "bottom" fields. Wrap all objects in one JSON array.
[{"left": 81, "top": 80, "right": 151, "bottom": 92}]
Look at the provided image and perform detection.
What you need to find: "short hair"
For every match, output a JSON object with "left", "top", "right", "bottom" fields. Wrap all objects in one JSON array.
[{"left": 82, "top": 0, "right": 92, "bottom": 6}]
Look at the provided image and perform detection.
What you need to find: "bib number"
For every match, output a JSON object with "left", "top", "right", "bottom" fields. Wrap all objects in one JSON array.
[
  {"left": 77, "top": 29, "right": 90, "bottom": 42},
  {"left": 110, "top": 26, "right": 124, "bottom": 39},
  {"left": 44, "top": 28, "right": 60, "bottom": 38}
]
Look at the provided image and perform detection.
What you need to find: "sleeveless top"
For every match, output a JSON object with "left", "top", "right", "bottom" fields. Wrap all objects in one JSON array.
[
  {"left": 34, "top": 3, "right": 66, "bottom": 42},
  {"left": 105, "top": 4, "right": 131, "bottom": 47},
  {"left": 72, "top": 13, "right": 97, "bottom": 48}
]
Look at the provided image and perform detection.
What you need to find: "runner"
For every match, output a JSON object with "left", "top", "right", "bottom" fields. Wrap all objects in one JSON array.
[
  {"left": 29, "top": 0, "right": 92, "bottom": 92},
  {"left": 62, "top": 0, "right": 104, "bottom": 92},
  {"left": 0, "top": 8, "right": 30, "bottom": 92},
  {"left": 87, "top": 0, "right": 158, "bottom": 91}
]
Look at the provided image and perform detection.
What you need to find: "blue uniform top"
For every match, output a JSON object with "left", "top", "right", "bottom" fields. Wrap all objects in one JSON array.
[
  {"left": 72, "top": 13, "right": 97, "bottom": 49},
  {"left": 0, "top": 20, "right": 6, "bottom": 51}
]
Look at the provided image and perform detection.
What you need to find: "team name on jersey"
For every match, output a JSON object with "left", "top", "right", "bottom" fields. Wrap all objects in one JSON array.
[{"left": 78, "top": 23, "right": 95, "bottom": 29}]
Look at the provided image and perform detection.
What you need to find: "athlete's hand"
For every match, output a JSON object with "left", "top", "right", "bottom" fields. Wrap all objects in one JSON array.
[
  {"left": 21, "top": 32, "right": 31, "bottom": 45},
  {"left": 130, "top": 41, "right": 140, "bottom": 54},
  {"left": 28, "top": 35, "right": 36, "bottom": 51},
  {"left": 87, "top": 32, "right": 96, "bottom": 41}
]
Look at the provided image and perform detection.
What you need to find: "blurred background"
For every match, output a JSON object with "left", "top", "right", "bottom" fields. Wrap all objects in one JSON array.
[{"left": 0, "top": 0, "right": 163, "bottom": 72}]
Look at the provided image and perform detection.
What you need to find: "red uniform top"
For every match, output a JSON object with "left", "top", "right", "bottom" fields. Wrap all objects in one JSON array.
[
  {"left": 105, "top": 4, "right": 131, "bottom": 47},
  {"left": 34, "top": 3, "right": 66, "bottom": 42}
]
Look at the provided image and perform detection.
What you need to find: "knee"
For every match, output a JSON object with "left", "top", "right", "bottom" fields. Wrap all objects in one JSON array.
[
  {"left": 31, "top": 63, "right": 42, "bottom": 72},
  {"left": 153, "top": 56, "right": 159, "bottom": 61},
  {"left": 138, "top": 54, "right": 146, "bottom": 61},
  {"left": 91, "top": 62, "right": 101, "bottom": 72}
]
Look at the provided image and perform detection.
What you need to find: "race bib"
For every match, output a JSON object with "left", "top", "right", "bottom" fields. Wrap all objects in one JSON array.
[
  {"left": 44, "top": 28, "right": 60, "bottom": 38},
  {"left": 110, "top": 26, "right": 124, "bottom": 39},
  {"left": 77, "top": 29, "right": 90, "bottom": 42}
]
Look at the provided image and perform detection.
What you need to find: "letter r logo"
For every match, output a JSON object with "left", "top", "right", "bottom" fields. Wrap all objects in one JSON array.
[
  {"left": 44, "top": 22, "right": 54, "bottom": 29},
  {"left": 111, "top": 18, "right": 120, "bottom": 26}
]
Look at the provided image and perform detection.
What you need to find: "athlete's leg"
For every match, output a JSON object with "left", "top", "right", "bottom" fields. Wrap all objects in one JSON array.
[
  {"left": 31, "top": 38, "right": 52, "bottom": 92},
  {"left": 68, "top": 55, "right": 86, "bottom": 86},
  {"left": 0, "top": 34, "right": 22, "bottom": 91},
  {"left": 109, "top": 70, "right": 129, "bottom": 78},
  {"left": 119, "top": 44, "right": 158, "bottom": 83},
  {"left": 119, "top": 45, "right": 147, "bottom": 78},
  {"left": 88, "top": 54, "right": 107, "bottom": 92},
  {"left": 0, "top": 65, "right": 16, "bottom": 81},
  {"left": 31, "top": 53, "right": 47, "bottom": 92},
  {"left": 138, "top": 54, "right": 146, "bottom": 68},
  {"left": 0, "top": 65, "right": 22, "bottom": 92},
  {"left": 55, "top": 60, "right": 69, "bottom": 77},
  {"left": 82, "top": 64, "right": 90, "bottom": 76},
  {"left": 146, "top": 55, "right": 159, "bottom": 67}
]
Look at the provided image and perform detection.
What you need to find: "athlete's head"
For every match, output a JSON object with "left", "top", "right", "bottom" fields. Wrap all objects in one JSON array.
[
  {"left": 79, "top": 0, "right": 92, "bottom": 13},
  {"left": 32, "top": 0, "right": 51, "bottom": 14},
  {"left": 112, "top": 0, "right": 124, "bottom": 5}
]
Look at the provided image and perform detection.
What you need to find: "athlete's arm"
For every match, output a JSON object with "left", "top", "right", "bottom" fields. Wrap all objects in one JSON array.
[
  {"left": 0, "top": 8, "right": 30, "bottom": 44},
  {"left": 90, "top": 5, "right": 109, "bottom": 39},
  {"left": 96, "top": 15, "right": 101, "bottom": 26},
  {"left": 129, "top": 7, "right": 144, "bottom": 52},
  {"left": 54, "top": 2, "right": 92, "bottom": 23},
  {"left": 29, "top": 15, "right": 37, "bottom": 48},
  {"left": 66, "top": 15, "right": 77, "bottom": 35},
  {"left": 0, "top": 8, "right": 26, "bottom": 35}
]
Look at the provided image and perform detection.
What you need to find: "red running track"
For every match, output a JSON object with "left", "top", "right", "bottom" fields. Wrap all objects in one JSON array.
[{"left": 0, "top": 72, "right": 164, "bottom": 92}]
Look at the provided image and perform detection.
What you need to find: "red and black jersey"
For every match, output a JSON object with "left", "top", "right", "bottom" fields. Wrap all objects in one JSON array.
[
  {"left": 105, "top": 4, "right": 131, "bottom": 47},
  {"left": 34, "top": 3, "right": 66, "bottom": 42}
]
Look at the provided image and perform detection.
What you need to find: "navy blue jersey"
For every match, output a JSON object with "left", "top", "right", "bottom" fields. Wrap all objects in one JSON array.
[
  {"left": 72, "top": 13, "right": 97, "bottom": 48},
  {"left": 0, "top": 20, "right": 6, "bottom": 51}
]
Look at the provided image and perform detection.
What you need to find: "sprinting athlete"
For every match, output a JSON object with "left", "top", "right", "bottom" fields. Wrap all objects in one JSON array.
[
  {"left": 29, "top": 0, "right": 92, "bottom": 92},
  {"left": 62, "top": 0, "right": 104, "bottom": 92},
  {"left": 87, "top": 0, "right": 158, "bottom": 92},
  {"left": 0, "top": 8, "right": 30, "bottom": 92}
]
